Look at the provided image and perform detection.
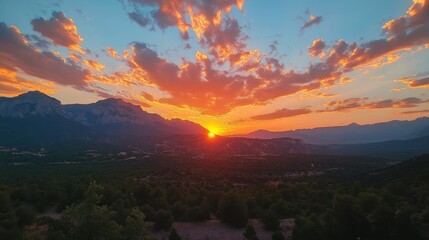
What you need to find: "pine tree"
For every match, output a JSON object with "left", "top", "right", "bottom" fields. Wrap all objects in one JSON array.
[
  {"left": 243, "top": 223, "right": 258, "bottom": 240},
  {"left": 168, "top": 227, "right": 181, "bottom": 240}
]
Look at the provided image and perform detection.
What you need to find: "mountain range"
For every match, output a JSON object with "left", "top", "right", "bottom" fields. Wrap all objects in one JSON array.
[
  {"left": 0, "top": 91, "right": 206, "bottom": 147},
  {"left": 0, "top": 91, "right": 428, "bottom": 158},
  {"left": 231, "top": 117, "right": 429, "bottom": 144}
]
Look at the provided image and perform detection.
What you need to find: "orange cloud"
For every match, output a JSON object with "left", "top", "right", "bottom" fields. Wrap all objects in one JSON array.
[
  {"left": 308, "top": 38, "right": 326, "bottom": 58},
  {"left": 399, "top": 109, "right": 429, "bottom": 114},
  {"left": 0, "top": 23, "right": 89, "bottom": 88},
  {"left": 83, "top": 59, "right": 106, "bottom": 72},
  {"left": 0, "top": 67, "right": 55, "bottom": 96},
  {"left": 128, "top": 0, "right": 244, "bottom": 40},
  {"left": 68, "top": 51, "right": 82, "bottom": 62},
  {"left": 339, "top": 77, "right": 353, "bottom": 84},
  {"left": 8, "top": 0, "right": 422, "bottom": 118},
  {"left": 396, "top": 76, "right": 429, "bottom": 88},
  {"left": 106, "top": 47, "right": 120, "bottom": 59},
  {"left": 323, "top": 97, "right": 429, "bottom": 112},
  {"left": 322, "top": 0, "right": 429, "bottom": 72},
  {"left": 121, "top": 0, "right": 429, "bottom": 116},
  {"left": 91, "top": 67, "right": 147, "bottom": 87},
  {"left": 127, "top": 0, "right": 248, "bottom": 63},
  {"left": 31, "top": 11, "right": 85, "bottom": 54},
  {"left": 251, "top": 108, "right": 312, "bottom": 120},
  {"left": 129, "top": 42, "right": 260, "bottom": 115}
]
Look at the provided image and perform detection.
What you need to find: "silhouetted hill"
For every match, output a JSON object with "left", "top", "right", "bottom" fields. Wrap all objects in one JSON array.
[
  {"left": 309, "top": 135, "right": 429, "bottom": 159},
  {"left": 64, "top": 98, "right": 206, "bottom": 136},
  {"left": 0, "top": 91, "right": 208, "bottom": 148},
  {"left": 233, "top": 117, "right": 429, "bottom": 144}
]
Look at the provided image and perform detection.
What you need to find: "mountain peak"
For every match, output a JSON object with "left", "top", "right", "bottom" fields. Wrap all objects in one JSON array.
[
  {"left": 18, "top": 91, "right": 59, "bottom": 102},
  {"left": 94, "top": 98, "right": 143, "bottom": 111},
  {"left": 96, "top": 98, "right": 126, "bottom": 104},
  {"left": 19, "top": 90, "right": 46, "bottom": 97},
  {"left": 0, "top": 91, "right": 209, "bottom": 136},
  {"left": 0, "top": 91, "right": 65, "bottom": 118},
  {"left": 253, "top": 129, "right": 273, "bottom": 134}
]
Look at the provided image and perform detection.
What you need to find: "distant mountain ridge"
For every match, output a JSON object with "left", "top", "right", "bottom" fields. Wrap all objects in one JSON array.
[
  {"left": 0, "top": 91, "right": 427, "bottom": 159},
  {"left": 232, "top": 117, "right": 429, "bottom": 144},
  {"left": 0, "top": 91, "right": 66, "bottom": 118},
  {"left": 0, "top": 91, "right": 207, "bottom": 147},
  {"left": 63, "top": 97, "right": 205, "bottom": 135}
]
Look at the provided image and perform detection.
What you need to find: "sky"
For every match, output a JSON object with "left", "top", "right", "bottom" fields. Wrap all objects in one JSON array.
[{"left": 0, "top": 0, "right": 428, "bottom": 135}]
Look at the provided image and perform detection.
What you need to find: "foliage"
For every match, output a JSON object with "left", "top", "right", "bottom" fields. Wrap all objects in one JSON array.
[
  {"left": 261, "top": 210, "right": 279, "bottom": 231},
  {"left": 217, "top": 192, "right": 249, "bottom": 227},
  {"left": 154, "top": 209, "right": 173, "bottom": 230},
  {"left": 168, "top": 228, "right": 181, "bottom": 240},
  {"left": 243, "top": 223, "right": 259, "bottom": 240},
  {"left": 46, "top": 182, "right": 149, "bottom": 240},
  {"left": 271, "top": 231, "right": 285, "bottom": 240},
  {"left": 0, "top": 153, "right": 428, "bottom": 239}
]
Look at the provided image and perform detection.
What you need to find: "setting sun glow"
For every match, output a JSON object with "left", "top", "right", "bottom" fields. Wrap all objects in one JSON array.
[{"left": 208, "top": 132, "right": 216, "bottom": 138}]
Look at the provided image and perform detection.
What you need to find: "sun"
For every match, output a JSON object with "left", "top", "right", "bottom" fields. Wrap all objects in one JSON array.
[{"left": 208, "top": 132, "right": 216, "bottom": 138}]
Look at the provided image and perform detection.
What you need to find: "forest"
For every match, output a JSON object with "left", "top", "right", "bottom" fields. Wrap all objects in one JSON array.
[{"left": 0, "top": 151, "right": 428, "bottom": 240}]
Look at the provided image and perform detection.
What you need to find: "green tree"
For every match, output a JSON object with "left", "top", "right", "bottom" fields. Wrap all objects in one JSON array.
[
  {"left": 122, "top": 207, "right": 148, "bottom": 240},
  {"left": 217, "top": 192, "right": 248, "bottom": 227},
  {"left": 271, "top": 231, "right": 285, "bottom": 240},
  {"left": 261, "top": 210, "right": 279, "bottom": 230},
  {"left": 0, "top": 191, "right": 21, "bottom": 240},
  {"left": 292, "top": 217, "right": 323, "bottom": 240},
  {"left": 59, "top": 182, "right": 122, "bottom": 240},
  {"left": 168, "top": 227, "right": 181, "bottom": 240},
  {"left": 15, "top": 204, "right": 35, "bottom": 227},
  {"left": 155, "top": 209, "right": 173, "bottom": 230},
  {"left": 243, "top": 223, "right": 258, "bottom": 240},
  {"left": 331, "top": 194, "right": 370, "bottom": 240}
]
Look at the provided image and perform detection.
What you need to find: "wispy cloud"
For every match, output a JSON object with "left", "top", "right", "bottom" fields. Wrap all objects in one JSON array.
[
  {"left": 300, "top": 15, "right": 323, "bottom": 33},
  {"left": 322, "top": 97, "right": 429, "bottom": 112},
  {"left": 251, "top": 108, "right": 311, "bottom": 120}
]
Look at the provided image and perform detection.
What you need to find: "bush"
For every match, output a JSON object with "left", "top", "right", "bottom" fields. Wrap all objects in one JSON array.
[
  {"left": 217, "top": 192, "right": 248, "bottom": 227},
  {"left": 261, "top": 210, "right": 279, "bottom": 230},
  {"left": 243, "top": 223, "right": 258, "bottom": 240},
  {"left": 168, "top": 228, "right": 181, "bottom": 240},
  {"left": 271, "top": 231, "right": 285, "bottom": 240},
  {"left": 155, "top": 209, "right": 173, "bottom": 230}
]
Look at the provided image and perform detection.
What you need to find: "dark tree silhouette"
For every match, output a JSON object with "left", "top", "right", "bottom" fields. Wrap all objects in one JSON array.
[{"left": 243, "top": 223, "right": 259, "bottom": 240}]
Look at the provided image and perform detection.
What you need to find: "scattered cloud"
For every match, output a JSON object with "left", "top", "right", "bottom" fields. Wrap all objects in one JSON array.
[
  {"left": 83, "top": 59, "right": 105, "bottom": 72},
  {"left": 128, "top": 11, "right": 151, "bottom": 28},
  {"left": 2, "top": 0, "right": 429, "bottom": 119},
  {"left": 25, "top": 34, "right": 51, "bottom": 49},
  {"left": 127, "top": 0, "right": 249, "bottom": 64},
  {"left": 269, "top": 40, "right": 278, "bottom": 55},
  {"left": 120, "top": 0, "right": 429, "bottom": 115},
  {"left": 129, "top": 42, "right": 258, "bottom": 115},
  {"left": 323, "top": 97, "right": 429, "bottom": 112},
  {"left": 399, "top": 109, "right": 429, "bottom": 114},
  {"left": 0, "top": 67, "right": 55, "bottom": 96},
  {"left": 251, "top": 108, "right": 312, "bottom": 120},
  {"left": 127, "top": 0, "right": 244, "bottom": 40},
  {"left": 308, "top": 38, "right": 326, "bottom": 58},
  {"left": 322, "top": 0, "right": 429, "bottom": 72},
  {"left": 31, "top": 11, "right": 85, "bottom": 54},
  {"left": 301, "top": 15, "right": 323, "bottom": 33},
  {"left": 396, "top": 77, "right": 429, "bottom": 88},
  {"left": 0, "top": 22, "right": 89, "bottom": 88},
  {"left": 106, "top": 46, "right": 120, "bottom": 59}
]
